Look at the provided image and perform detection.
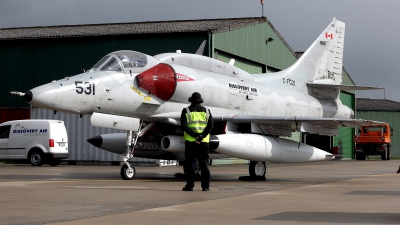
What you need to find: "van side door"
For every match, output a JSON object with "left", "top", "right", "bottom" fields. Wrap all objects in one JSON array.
[{"left": 0, "top": 125, "right": 11, "bottom": 159}]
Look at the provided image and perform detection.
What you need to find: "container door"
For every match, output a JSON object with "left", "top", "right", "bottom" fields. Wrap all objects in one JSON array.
[{"left": 0, "top": 125, "right": 11, "bottom": 159}]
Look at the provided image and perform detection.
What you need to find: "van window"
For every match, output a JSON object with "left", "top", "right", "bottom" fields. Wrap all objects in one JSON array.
[{"left": 0, "top": 125, "right": 11, "bottom": 139}]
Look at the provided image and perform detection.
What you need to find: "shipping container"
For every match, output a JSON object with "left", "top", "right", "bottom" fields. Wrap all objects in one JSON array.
[{"left": 30, "top": 107, "right": 157, "bottom": 164}]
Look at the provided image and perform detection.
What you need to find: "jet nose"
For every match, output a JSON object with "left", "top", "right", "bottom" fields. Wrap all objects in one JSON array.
[
  {"left": 27, "top": 83, "right": 57, "bottom": 109},
  {"left": 24, "top": 90, "right": 33, "bottom": 102}
]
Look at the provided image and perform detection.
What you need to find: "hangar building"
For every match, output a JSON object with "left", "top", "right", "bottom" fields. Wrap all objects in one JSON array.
[
  {"left": 0, "top": 17, "right": 356, "bottom": 163},
  {"left": 356, "top": 98, "right": 400, "bottom": 158}
]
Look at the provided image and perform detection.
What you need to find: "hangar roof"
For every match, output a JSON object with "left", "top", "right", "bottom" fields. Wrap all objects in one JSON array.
[
  {"left": 0, "top": 17, "right": 271, "bottom": 40},
  {"left": 356, "top": 98, "right": 400, "bottom": 111}
]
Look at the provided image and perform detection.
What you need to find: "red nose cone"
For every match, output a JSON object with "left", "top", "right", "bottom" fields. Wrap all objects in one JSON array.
[{"left": 137, "top": 63, "right": 177, "bottom": 101}]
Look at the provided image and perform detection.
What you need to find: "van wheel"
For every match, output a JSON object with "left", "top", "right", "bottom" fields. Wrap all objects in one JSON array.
[
  {"left": 29, "top": 150, "right": 43, "bottom": 166},
  {"left": 49, "top": 159, "right": 61, "bottom": 166}
]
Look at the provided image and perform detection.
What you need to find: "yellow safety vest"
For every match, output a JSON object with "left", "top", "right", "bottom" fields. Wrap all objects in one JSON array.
[{"left": 183, "top": 107, "right": 210, "bottom": 142}]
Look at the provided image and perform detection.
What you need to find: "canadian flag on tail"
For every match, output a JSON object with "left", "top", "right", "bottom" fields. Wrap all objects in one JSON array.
[{"left": 325, "top": 32, "right": 333, "bottom": 39}]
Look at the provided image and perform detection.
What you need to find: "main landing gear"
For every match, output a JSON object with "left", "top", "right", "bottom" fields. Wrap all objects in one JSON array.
[{"left": 239, "top": 161, "right": 267, "bottom": 181}]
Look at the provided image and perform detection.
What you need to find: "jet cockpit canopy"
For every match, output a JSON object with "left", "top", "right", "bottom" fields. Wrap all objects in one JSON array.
[{"left": 89, "top": 50, "right": 160, "bottom": 74}]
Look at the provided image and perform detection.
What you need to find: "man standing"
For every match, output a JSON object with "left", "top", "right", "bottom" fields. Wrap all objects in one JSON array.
[{"left": 180, "top": 92, "right": 213, "bottom": 191}]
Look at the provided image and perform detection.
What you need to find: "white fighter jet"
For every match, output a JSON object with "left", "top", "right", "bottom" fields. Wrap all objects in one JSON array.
[{"left": 11, "top": 18, "right": 381, "bottom": 180}]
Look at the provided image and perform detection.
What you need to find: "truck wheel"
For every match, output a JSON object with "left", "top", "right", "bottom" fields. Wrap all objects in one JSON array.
[
  {"left": 386, "top": 145, "right": 391, "bottom": 160},
  {"left": 29, "top": 150, "right": 43, "bottom": 166},
  {"left": 381, "top": 148, "right": 387, "bottom": 161}
]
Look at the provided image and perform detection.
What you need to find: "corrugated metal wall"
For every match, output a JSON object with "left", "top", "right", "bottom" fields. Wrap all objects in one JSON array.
[
  {"left": 213, "top": 22, "right": 297, "bottom": 71},
  {"left": 356, "top": 111, "right": 400, "bottom": 158},
  {"left": 30, "top": 107, "right": 156, "bottom": 164},
  {"left": 1, "top": 33, "right": 208, "bottom": 107},
  {"left": 334, "top": 92, "right": 355, "bottom": 159},
  {"left": 216, "top": 51, "right": 263, "bottom": 74}
]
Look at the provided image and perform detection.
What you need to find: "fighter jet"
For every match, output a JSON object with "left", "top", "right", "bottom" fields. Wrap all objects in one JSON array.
[{"left": 11, "top": 18, "right": 382, "bottom": 180}]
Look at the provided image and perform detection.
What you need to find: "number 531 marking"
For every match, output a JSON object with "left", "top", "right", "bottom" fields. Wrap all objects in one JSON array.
[{"left": 75, "top": 81, "right": 95, "bottom": 95}]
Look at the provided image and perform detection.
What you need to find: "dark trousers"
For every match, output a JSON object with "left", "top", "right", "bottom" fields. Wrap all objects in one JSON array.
[{"left": 184, "top": 141, "right": 210, "bottom": 189}]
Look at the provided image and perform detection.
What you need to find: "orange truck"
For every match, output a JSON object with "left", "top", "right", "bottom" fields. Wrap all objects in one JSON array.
[{"left": 354, "top": 123, "right": 392, "bottom": 160}]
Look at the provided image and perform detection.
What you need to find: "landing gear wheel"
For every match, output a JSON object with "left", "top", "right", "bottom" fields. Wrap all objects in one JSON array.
[
  {"left": 120, "top": 164, "right": 136, "bottom": 180},
  {"left": 249, "top": 161, "right": 266, "bottom": 177},
  {"left": 29, "top": 150, "right": 43, "bottom": 166}
]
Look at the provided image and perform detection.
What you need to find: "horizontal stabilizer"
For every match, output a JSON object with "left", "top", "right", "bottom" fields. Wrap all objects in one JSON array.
[{"left": 306, "top": 83, "right": 383, "bottom": 91}]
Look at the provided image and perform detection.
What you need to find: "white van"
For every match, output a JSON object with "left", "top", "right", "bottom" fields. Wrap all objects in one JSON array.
[{"left": 0, "top": 120, "right": 69, "bottom": 166}]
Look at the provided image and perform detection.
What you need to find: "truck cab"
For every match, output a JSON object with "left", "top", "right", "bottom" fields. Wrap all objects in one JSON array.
[{"left": 354, "top": 123, "right": 392, "bottom": 160}]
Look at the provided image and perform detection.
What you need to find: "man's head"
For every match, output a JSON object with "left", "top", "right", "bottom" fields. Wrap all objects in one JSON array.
[{"left": 188, "top": 92, "right": 203, "bottom": 104}]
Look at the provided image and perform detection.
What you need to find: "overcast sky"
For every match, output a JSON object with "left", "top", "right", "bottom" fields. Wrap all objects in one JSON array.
[{"left": 0, "top": 0, "right": 398, "bottom": 102}]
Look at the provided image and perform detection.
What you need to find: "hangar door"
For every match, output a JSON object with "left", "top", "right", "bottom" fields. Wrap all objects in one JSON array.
[
  {"left": 334, "top": 92, "right": 355, "bottom": 159},
  {"left": 215, "top": 51, "right": 263, "bottom": 74}
]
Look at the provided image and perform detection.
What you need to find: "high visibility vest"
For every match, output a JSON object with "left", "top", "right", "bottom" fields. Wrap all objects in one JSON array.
[{"left": 183, "top": 107, "right": 210, "bottom": 142}]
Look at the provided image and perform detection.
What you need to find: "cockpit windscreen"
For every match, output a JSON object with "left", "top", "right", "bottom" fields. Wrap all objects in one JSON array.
[
  {"left": 91, "top": 56, "right": 110, "bottom": 70},
  {"left": 100, "top": 57, "right": 122, "bottom": 72},
  {"left": 116, "top": 52, "right": 147, "bottom": 68}
]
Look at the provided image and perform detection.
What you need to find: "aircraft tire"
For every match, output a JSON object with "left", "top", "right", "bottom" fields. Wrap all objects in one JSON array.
[
  {"left": 249, "top": 161, "right": 266, "bottom": 177},
  {"left": 120, "top": 164, "right": 136, "bottom": 180},
  {"left": 29, "top": 149, "right": 43, "bottom": 166}
]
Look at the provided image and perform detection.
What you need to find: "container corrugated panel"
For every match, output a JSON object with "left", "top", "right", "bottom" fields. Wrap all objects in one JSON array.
[
  {"left": 0, "top": 107, "right": 30, "bottom": 124},
  {"left": 356, "top": 111, "right": 400, "bottom": 158},
  {"left": 30, "top": 107, "right": 156, "bottom": 164}
]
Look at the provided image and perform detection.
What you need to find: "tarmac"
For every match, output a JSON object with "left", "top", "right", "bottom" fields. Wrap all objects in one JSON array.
[{"left": 0, "top": 160, "right": 399, "bottom": 225}]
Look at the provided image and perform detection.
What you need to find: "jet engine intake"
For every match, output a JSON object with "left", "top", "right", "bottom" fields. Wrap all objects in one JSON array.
[
  {"left": 161, "top": 135, "right": 185, "bottom": 152},
  {"left": 137, "top": 63, "right": 177, "bottom": 101}
]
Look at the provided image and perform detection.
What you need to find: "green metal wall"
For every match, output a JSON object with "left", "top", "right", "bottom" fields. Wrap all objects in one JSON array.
[
  {"left": 334, "top": 92, "right": 355, "bottom": 159},
  {"left": 212, "top": 22, "right": 297, "bottom": 71},
  {"left": 356, "top": 111, "right": 400, "bottom": 158},
  {"left": 0, "top": 33, "right": 208, "bottom": 107},
  {"left": 216, "top": 51, "right": 262, "bottom": 74}
]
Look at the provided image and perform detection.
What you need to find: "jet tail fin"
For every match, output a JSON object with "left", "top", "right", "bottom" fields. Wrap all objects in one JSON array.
[{"left": 288, "top": 17, "right": 346, "bottom": 84}]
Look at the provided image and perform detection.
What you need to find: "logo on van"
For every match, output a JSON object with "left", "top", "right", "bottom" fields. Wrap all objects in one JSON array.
[{"left": 12, "top": 124, "right": 48, "bottom": 134}]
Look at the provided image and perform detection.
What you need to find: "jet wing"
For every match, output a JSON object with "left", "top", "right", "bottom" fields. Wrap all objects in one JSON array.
[
  {"left": 149, "top": 112, "right": 383, "bottom": 129},
  {"left": 153, "top": 113, "right": 382, "bottom": 136}
]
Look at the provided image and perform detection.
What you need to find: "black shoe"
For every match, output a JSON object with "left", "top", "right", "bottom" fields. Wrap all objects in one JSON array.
[
  {"left": 397, "top": 169, "right": 400, "bottom": 174},
  {"left": 182, "top": 186, "right": 193, "bottom": 191},
  {"left": 202, "top": 188, "right": 210, "bottom": 191}
]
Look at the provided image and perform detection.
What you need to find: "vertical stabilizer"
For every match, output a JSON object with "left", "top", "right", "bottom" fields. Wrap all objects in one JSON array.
[
  {"left": 286, "top": 18, "right": 345, "bottom": 84},
  {"left": 254, "top": 18, "right": 346, "bottom": 90}
]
